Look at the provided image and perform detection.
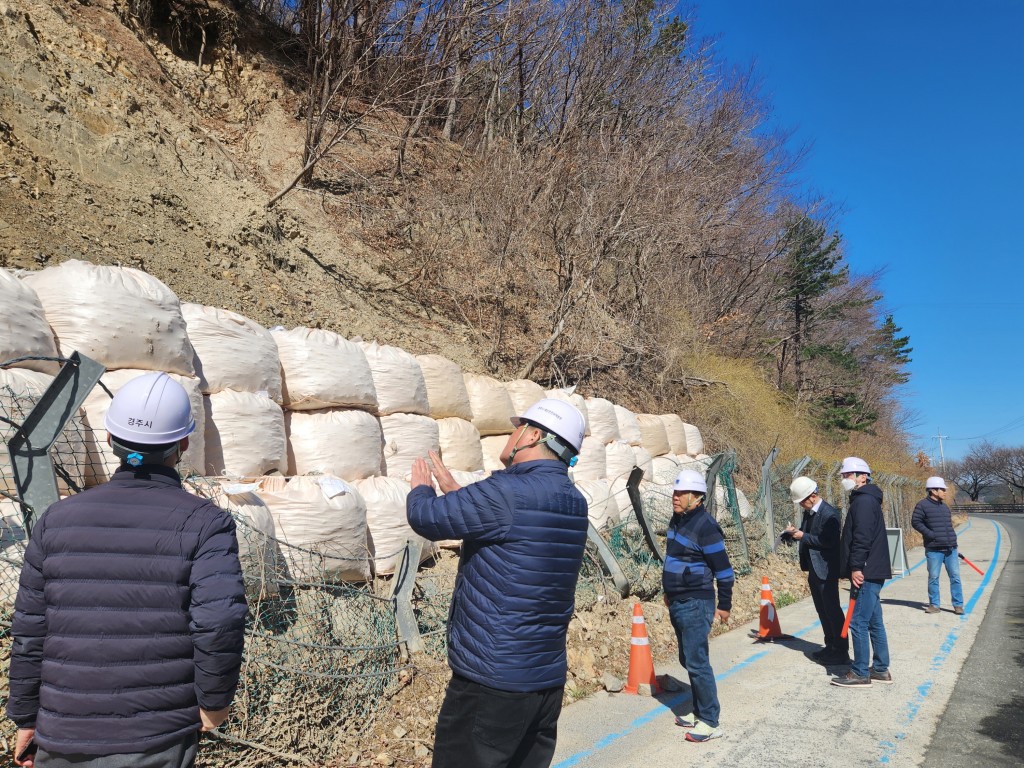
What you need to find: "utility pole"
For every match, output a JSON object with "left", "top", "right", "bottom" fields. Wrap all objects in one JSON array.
[{"left": 933, "top": 429, "right": 947, "bottom": 477}]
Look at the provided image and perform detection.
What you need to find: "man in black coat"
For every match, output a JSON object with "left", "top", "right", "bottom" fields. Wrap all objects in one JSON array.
[
  {"left": 832, "top": 456, "right": 893, "bottom": 688},
  {"left": 785, "top": 477, "right": 848, "bottom": 664},
  {"left": 7, "top": 372, "right": 248, "bottom": 767},
  {"left": 912, "top": 476, "right": 964, "bottom": 615}
]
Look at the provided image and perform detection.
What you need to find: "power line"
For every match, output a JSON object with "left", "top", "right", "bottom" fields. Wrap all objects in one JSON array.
[{"left": 946, "top": 415, "right": 1024, "bottom": 442}]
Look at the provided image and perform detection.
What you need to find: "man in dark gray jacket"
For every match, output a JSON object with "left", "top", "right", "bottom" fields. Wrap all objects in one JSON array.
[
  {"left": 8, "top": 372, "right": 248, "bottom": 767},
  {"left": 785, "top": 477, "right": 847, "bottom": 664},
  {"left": 912, "top": 476, "right": 963, "bottom": 615},
  {"left": 832, "top": 457, "right": 892, "bottom": 688}
]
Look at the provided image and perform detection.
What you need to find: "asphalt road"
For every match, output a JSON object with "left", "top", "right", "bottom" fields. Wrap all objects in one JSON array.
[
  {"left": 551, "top": 516, "right": 1009, "bottom": 767},
  {"left": 923, "top": 513, "right": 1024, "bottom": 767}
]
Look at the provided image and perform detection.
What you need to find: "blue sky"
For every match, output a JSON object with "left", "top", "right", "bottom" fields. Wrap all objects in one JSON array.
[{"left": 687, "top": 1, "right": 1024, "bottom": 463}]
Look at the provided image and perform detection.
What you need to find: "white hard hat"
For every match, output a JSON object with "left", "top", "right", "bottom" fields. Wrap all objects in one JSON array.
[
  {"left": 789, "top": 476, "right": 818, "bottom": 503},
  {"left": 105, "top": 372, "right": 196, "bottom": 445},
  {"left": 512, "top": 398, "right": 586, "bottom": 454},
  {"left": 673, "top": 469, "right": 708, "bottom": 495},
  {"left": 926, "top": 476, "right": 947, "bottom": 490},
  {"left": 840, "top": 456, "right": 871, "bottom": 475}
]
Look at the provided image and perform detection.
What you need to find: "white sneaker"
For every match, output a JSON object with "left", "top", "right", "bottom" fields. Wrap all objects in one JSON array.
[
  {"left": 685, "top": 720, "right": 723, "bottom": 742},
  {"left": 674, "top": 712, "right": 696, "bottom": 728}
]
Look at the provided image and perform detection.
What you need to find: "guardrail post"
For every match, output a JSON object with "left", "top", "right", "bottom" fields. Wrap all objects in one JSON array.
[{"left": 388, "top": 539, "right": 425, "bottom": 654}]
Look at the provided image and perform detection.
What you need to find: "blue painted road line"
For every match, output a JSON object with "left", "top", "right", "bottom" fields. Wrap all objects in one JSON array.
[
  {"left": 877, "top": 519, "right": 1001, "bottom": 764},
  {"left": 554, "top": 517, "right": 998, "bottom": 768}
]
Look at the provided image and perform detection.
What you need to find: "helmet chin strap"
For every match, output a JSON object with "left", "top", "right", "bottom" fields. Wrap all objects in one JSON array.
[{"left": 506, "top": 424, "right": 578, "bottom": 467}]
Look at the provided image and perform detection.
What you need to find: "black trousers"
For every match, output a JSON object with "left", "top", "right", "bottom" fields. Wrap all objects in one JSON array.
[
  {"left": 432, "top": 674, "right": 564, "bottom": 768},
  {"left": 808, "top": 571, "right": 848, "bottom": 655}
]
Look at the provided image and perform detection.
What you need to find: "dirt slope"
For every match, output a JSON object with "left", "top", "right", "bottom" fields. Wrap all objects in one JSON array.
[{"left": 0, "top": 0, "right": 479, "bottom": 366}]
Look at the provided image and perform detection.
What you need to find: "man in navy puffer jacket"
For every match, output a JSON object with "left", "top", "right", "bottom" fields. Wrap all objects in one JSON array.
[
  {"left": 7, "top": 372, "right": 248, "bottom": 767},
  {"left": 407, "top": 398, "right": 588, "bottom": 768},
  {"left": 833, "top": 457, "right": 892, "bottom": 688},
  {"left": 912, "top": 476, "right": 963, "bottom": 614}
]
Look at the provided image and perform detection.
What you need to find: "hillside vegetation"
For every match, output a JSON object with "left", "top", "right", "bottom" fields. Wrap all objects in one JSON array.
[{"left": 0, "top": 0, "right": 918, "bottom": 476}]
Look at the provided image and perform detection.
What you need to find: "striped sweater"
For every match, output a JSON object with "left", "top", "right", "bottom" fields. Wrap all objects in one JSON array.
[{"left": 662, "top": 503, "right": 735, "bottom": 611}]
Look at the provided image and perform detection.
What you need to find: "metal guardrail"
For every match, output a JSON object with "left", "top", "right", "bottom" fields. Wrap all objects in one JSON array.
[{"left": 952, "top": 504, "right": 1024, "bottom": 515}]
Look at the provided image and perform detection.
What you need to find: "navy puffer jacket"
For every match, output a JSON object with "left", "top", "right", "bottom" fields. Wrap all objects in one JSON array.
[
  {"left": 839, "top": 483, "right": 892, "bottom": 581},
  {"left": 7, "top": 466, "right": 248, "bottom": 755},
  {"left": 406, "top": 460, "right": 588, "bottom": 692},
  {"left": 911, "top": 496, "right": 958, "bottom": 550}
]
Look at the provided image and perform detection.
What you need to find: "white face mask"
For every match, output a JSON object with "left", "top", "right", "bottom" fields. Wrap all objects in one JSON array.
[{"left": 841, "top": 477, "right": 857, "bottom": 492}]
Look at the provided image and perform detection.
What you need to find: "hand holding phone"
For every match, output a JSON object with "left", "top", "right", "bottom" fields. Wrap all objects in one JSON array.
[{"left": 14, "top": 728, "right": 37, "bottom": 767}]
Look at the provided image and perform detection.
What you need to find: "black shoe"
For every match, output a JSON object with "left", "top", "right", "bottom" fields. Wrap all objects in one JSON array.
[
  {"left": 817, "top": 651, "right": 851, "bottom": 666},
  {"left": 869, "top": 670, "right": 893, "bottom": 684},
  {"left": 811, "top": 648, "right": 830, "bottom": 661}
]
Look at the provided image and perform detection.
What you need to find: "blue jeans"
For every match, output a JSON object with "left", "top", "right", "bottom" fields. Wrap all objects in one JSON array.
[
  {"left": 926, "top": 548, "right": 964, "bottom": 608},
  {"left": 849, "top": 579, "right": 889, "bottom": 679},
  {"left": 668, "top": 598, "right": 719, "bottom": 728}
]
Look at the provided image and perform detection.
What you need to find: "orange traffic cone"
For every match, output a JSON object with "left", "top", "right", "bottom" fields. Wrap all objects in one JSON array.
[
  {"left": 753, "top": 576, "right": 789, "bottom": 641},
  {"left": 623, "top": 603, "right": 660, "bottom": 695}
]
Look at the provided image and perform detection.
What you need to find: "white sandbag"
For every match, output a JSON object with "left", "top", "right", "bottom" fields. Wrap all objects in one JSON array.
[
  {"left": 211, "top": 480, "right": 279, "bottom": 598},
  {"left": 545, "top": 388, "right": 590, "bottom": 435},
  {"left": 604, "top": 441, "right": 637, "bottom": 482},
  {"left": 182, "top": 304, "right": 282, "bottom": 402},
  {"left": 651, "top": 454, "right": 684, "bottom": 485},
  {"left": 273, "top": 328, "right": 377, "bottom": 411},
  {"left": 286, "top": 408, "right": 382, "bottom": 481},
  {"left": 448, "top": 470, "right": 491, "bottom": 486},
  {"left": 678, "top": 454, "right": 713, "bottom": 473},
  {"left": 356, "top": 476, "right": 436, "bottom": 575},
  {"left": 381, "top": 413, "right": 440, "bottom": 481},
  {"left": 613, "top": 404, "right": 642, "bottom": 446},
  {"left": 437, "top": 417, "right": 484, "bottom": 472},
  {"left": 0, "top": 368, "right": 88, "bottom": 494},
  {"left": 258, "top": 475, "right": 370, "bottom": 582},
  {"left": 203, "top": 389, "right": 285, "bottom": 478},
  {"left": 637, "top": 414, "right": 671, "bottom": 457},
  {"left": 683, "top": 423, "right": 704, "bottom": 456},
  {"left": 81, "top": 369, "right": 205, "bottom": 485},
  {"left": 480, "top": 435, "right": 508, "bottom": 472},
  {"left": 631, "top": 446, "right": 654, "bottom": 481},
  {"left": 0, "top": 269, "right": 59, "bottom": 374},
  {"left": 416, "top": 354, "right": 472, "bottom": 420},
  {"left": 504, "top": 379, "right": 546, "bottom": 415},
  {"left": 713, "top": 485, "right": 751, "bottom": 522},
  {"left": 571, "top": 436, "right": 607, "bottom": 482},
  {"left": 360, "top": 341, "right": 429, "bottom": 416},
  {"left": 585, "top": 397, "right": 620, "bottom": 444},
  {"left": 465, "top": 373, "right": 516, "bottom": 435},
  {"left": 576, "top": 479, "right": 614, "bottom": 529},
  {"left": 609, "top": 477, "right": 635, "bottom": 522},
  {"left": 658, "top": 414, "right": 688, "bottom": 455},
  {"left": 23, "top": 260, "right": 194, "bottom": 376}
]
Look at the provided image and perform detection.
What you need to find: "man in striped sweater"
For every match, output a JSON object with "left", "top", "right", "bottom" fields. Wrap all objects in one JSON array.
[{"left": 663, "top": 469, "right": 735, "bottom": 743}]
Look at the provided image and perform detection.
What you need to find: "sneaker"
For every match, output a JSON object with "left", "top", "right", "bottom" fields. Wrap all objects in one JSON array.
[
  {"left": 954, "top": 606, "right": 965, "bottom": 615},
  {"left": 831, "top": 671, "right": 871, "bottom": 688},
  {"left": 685, "top": 721, "right": 723, "bottom": 742},
  {"left": 674, "top": 713, "right": 696, "bottom": 728},
  {"left": 869, "top": 670, "right": 893, "bottom": 684},
  {"left": 924, "top": 604, "right": 941, "bottom": 614}
]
